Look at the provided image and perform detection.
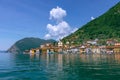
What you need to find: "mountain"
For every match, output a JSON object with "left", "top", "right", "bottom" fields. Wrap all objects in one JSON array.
[
  {"left": 8, "top": 37, "right": 56, "bottom": 53},
  {"left": 0, "top": 50, "right": 7, "bottom": 53},
  {"left": 62, "top": 2, "right": 120, "bottom": 44}
]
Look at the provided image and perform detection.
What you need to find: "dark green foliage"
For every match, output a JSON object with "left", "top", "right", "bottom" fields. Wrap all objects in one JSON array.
[{"left": 62, "top": 2, "right": 120, "bottom": 44}]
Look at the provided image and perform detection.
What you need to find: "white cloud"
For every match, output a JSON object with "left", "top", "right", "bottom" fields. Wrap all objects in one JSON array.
[
  {"left": 49, "top": 6, "right": 66, "bottom": 22},
  {"left": 91, "top": 16, "right": 95, "bottom": 20},
  {"left": 45, "top": 21, "right": 71, "bottom": 39},
  {"left": 44, "top": 34, "right": 51, "bottom": 39},
  {"left": 45, "top": 6, "right": 78, "bottom": 40}
]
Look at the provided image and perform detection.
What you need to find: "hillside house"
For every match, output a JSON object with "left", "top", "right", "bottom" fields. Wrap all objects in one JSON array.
[{"left": 106, "top": 39, "right": 117, "bottom": 46}]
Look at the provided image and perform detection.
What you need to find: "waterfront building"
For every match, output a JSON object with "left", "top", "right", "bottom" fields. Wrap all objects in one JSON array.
[
  {"left": 115, "top": 43, "right": 120, "bottom": 46},
  {"left": 58, "top": 41, "right": 63, "bottom": 47},
  {"left": 36, "top": 48, "right": 40, "bottom": 54},
  {"left": 23, "top": 50, "right": 29, "bottom": 54},
  {"left": 30, "top": 49, "right": 35, "bottom": 54},
  {"left": 40, "top": 45, "right": 45, "bottom": 48},
  {"left": 91, "top": 46, "right": 100, "bottom": 54},
  {"left": 114, "top": 43, "right": 120, "bottom": 53},
  {"left": 80, "top": 46, "right": 86, "bottom": 53},
  {"left": 106, "top": 46, "right": 114, "bottom": 54},
  {"left": 99, "top": 46, "right": 106, "bottom": 54}
]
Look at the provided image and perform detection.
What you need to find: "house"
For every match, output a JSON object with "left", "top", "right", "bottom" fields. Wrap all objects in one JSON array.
[
  {"left": 80, "top": 46, "right": 86, "bottom": 53},
  {"left": 66, "top": 41, "right": 69, "bottom": 45},
  {"left": 58, "top": 41, "right": 63, "bottom": 47},
  {"left": 114, "top": 43, "right": 120, "bottom": 53},
  {"left": 115, "top": 43, "right": 120, "bottom": 46},
  {"left": 45, "top": 43, "right": 53, "bottom": 47},
  {"left": 40, "top": 45, "right": 45, "bottom": 48},
  {"left": 30, "top": 49, "right": 35, "bottom": 54},
  {"left": 64, "top": 41, "right": 70, "bottom": 48},
  {"left": 87, "top": 39, "right": 98, "bottom": 45},
  {"left": 99, "top": 46, "right": 106, "bottom": 54},
  {"left": 35, "top": 48, "right": 40, "bottom": 54},
  {"left": 106, "top": 39, "right": 117, "bottom": 46},
  {"left": 106, "top": 46, "right": 114, "bottom": 54},
  {"left": 91, "top": 46, "right": 100, "bottom": 54}
]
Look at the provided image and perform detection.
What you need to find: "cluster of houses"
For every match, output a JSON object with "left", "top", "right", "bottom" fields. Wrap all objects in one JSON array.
[
  {"left": 80, "top": 39, "right": 120, "bottom": 54},
  {"left": 24, "top": 39, "right": 120, "bottom": 55}
]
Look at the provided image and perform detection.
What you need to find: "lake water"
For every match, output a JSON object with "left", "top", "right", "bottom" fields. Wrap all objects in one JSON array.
[{"left": 0, "top": 53, "right": 120, "bottom": 80}]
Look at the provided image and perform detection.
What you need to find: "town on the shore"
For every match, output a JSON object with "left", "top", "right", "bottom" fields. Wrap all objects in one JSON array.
[{"left": 24, "top": 39, "right": 120, "bottom": 55}]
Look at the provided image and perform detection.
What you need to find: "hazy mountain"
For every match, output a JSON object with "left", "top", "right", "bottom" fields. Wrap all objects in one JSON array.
[{"left": 8, "top": 37, "right": 56, "bottom": 53}]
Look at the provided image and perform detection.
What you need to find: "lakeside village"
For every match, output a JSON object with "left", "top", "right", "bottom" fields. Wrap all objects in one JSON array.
[{"left": 24, "top": 39, "right": 120, "bottom": 55}]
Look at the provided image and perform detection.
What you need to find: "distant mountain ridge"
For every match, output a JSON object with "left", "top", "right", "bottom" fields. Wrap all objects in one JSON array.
[
  {"left": 62, "top": 2, "right": 120, "bottom": 44},
  {"left": 0, "top": 51, "right": 7, "bottom": 53},
  {"left": 8, "top": 37, "right": 56, "bottom": 53}
]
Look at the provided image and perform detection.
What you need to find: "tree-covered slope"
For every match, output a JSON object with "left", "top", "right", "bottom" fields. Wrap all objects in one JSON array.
[
  {"left": 8, "top": 37, "right": 56, "bottom": 53},
  {"left": 62, "top": 2, "right": 120, "bottom": 44}
]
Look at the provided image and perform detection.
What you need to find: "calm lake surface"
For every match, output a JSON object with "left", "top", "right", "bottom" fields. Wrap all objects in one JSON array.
[{"left": 0, "top": 53, "right": 120, "bottom": 80}]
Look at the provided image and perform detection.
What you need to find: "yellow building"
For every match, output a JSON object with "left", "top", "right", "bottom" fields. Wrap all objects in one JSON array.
[
  {"left": 30, "top": 49, "right": 35, "bottom": 54},
  {"left": 114, "top": 43, "right": 120, "bottom": 53},
  {"left": 114, "top": 46, "right": 120, "bottom": 53}
]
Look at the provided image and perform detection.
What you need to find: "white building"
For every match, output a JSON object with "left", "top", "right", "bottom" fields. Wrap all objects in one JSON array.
[
  {"left": 40, "top": 45, "right": 45, "bottom": 48},
  {"left": 92, "top": 47, "right": 101, "bottom": 54},
  {"left": 87, "top": 41, "right": 97, "bottom": 45},
  {"left": 58, "top": 41, "right": 63, "bottom": 47}
]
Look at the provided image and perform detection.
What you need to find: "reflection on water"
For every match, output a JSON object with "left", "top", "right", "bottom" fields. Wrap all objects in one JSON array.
[
  {"left": 58, "top": 54, "right": 63, "bottom": 71},
  {"left": 0, "top": 53, "right": 120, "bottom": 80}
]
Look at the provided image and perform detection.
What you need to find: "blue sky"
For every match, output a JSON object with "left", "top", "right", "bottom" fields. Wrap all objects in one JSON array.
[{"left": 0, "top": 0, "right": 119, "bottom": 50}]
